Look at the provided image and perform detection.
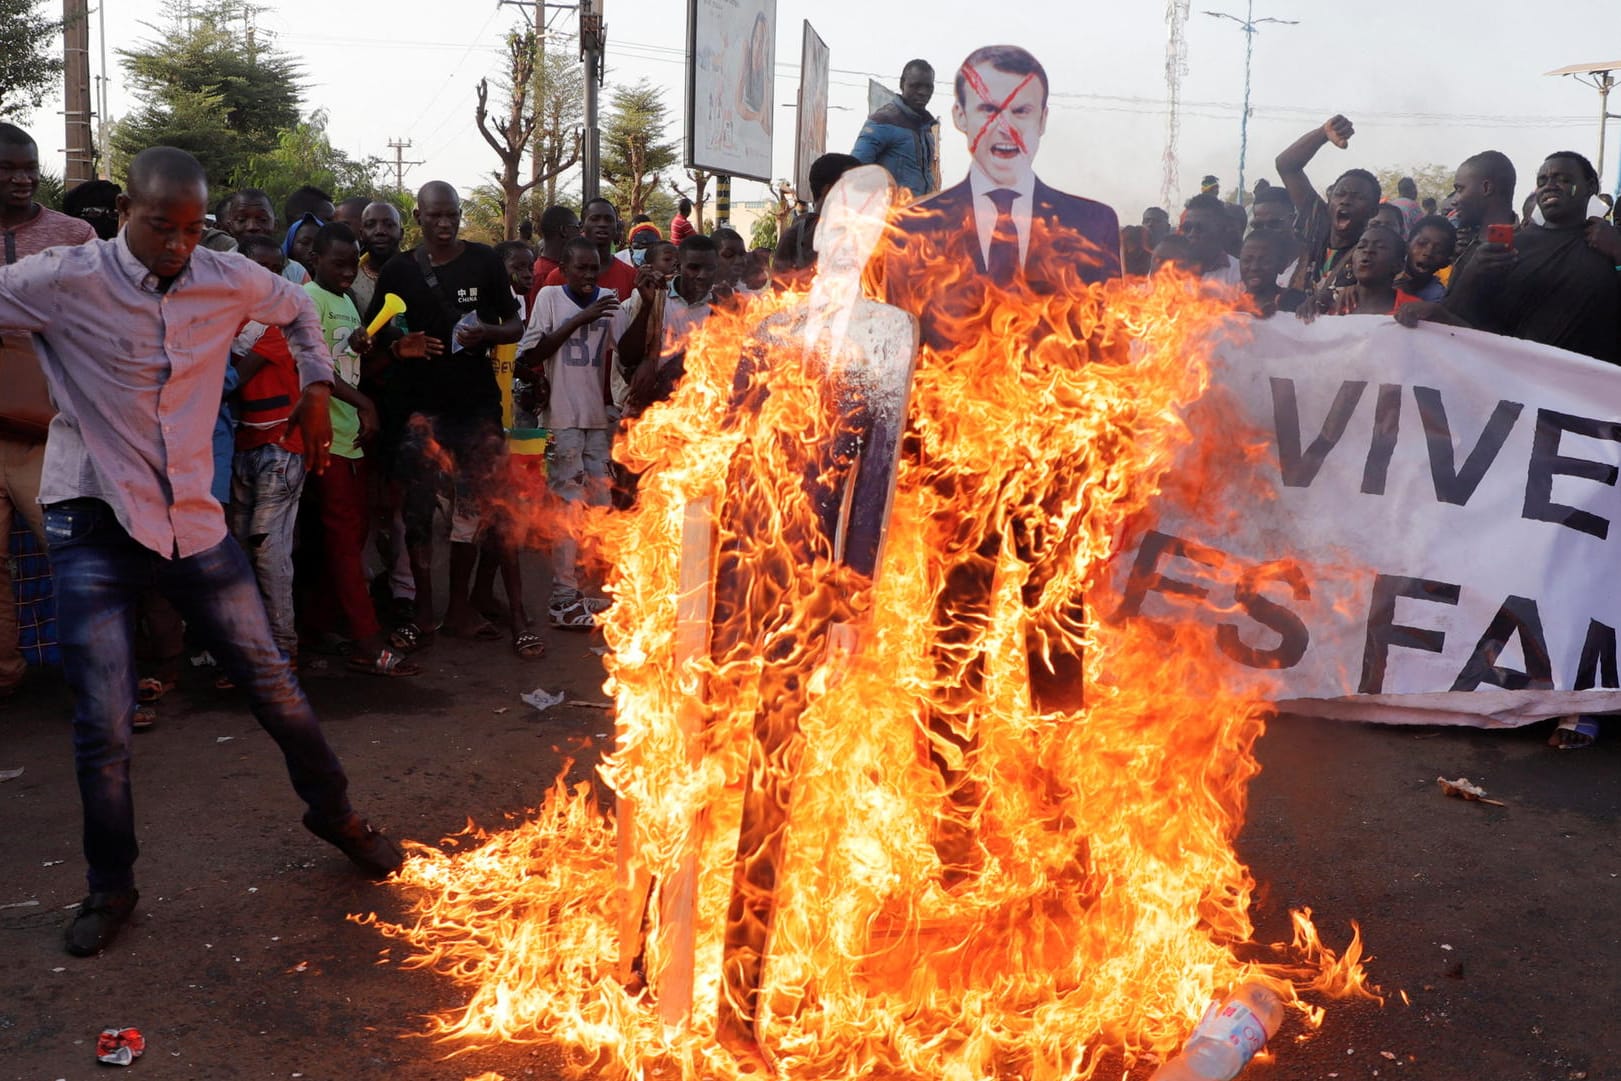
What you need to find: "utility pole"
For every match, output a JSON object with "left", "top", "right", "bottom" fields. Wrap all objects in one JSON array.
[
  {"left": 387, "top": 138, "right": 423, "bottom": 192},
  {"left": 1204, "top": 1, "right": 1296, "bottom": 206},
  {"left": 93, "top": 0, "right": 110, "bottom": 179},
  {"left": 63, "top": 0, "right": 94, "bottom": 185},
  {"left": 579, "top": 0, "right": 604, "bottom": 203}
]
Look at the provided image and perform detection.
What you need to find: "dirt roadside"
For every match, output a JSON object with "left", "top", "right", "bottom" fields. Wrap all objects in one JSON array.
[{"left": 3, "top": 612, "right": 1617, "bottom": 1080}]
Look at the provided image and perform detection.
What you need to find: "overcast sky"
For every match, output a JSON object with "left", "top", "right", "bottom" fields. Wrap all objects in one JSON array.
[{"left": 25, "top": 0, "right": 1621, "bottom": 216}]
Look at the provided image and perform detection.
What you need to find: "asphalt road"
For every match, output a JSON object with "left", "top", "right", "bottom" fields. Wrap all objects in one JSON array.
[{"left": 2, "top": 598, "right": 1617, "bottom": 1080}]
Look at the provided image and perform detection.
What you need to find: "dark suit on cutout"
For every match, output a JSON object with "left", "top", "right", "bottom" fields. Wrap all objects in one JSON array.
[
  {"left": 884, "top": 175, "right": 1122, "bottom": 349},
  {"left": 880, "top": 173, "right": 1122, "bottom": 875}
]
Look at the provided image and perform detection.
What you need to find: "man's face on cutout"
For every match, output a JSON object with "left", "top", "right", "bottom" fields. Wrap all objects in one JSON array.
[{"left": 952, "top": 62, "right": 1046, "bottom": 188}]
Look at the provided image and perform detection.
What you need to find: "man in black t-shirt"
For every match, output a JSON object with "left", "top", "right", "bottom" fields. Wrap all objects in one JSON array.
[
  {"left": 1400, "top": 151, "right": 1621, "bottom": 365},
  {"left": 363, "top": 181, "right": 528, "bottom": 652}
]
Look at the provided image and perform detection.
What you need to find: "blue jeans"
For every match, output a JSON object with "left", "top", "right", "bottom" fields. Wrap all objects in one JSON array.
[
  {"left": 44, "top": 498, "right": 351, "bottom": 894},
  {"left": 230, "top": 443, "right": 307, "bottom": 659}
]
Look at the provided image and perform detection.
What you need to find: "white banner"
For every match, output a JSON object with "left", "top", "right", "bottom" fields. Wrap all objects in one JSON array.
[
  {"left": 686, "top": 0, "right": 777, "bottom": 181},
  {"left": 1114, "top": 315, "right": 1621, "bottom": 727}
]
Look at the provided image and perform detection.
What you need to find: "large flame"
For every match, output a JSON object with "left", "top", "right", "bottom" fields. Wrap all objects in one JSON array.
[{"left": 365, "top": 181, "right": 1377, "bottom": 1078}]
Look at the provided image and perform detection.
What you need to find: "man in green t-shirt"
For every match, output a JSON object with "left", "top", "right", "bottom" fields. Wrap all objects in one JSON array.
[{"left": 303, "top": 223, "right": 416, "bottom": 676}]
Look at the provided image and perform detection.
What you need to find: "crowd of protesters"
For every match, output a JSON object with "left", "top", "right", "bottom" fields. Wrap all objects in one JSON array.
[
  {"left": 1127, "top": 115, "right": 1621, "bottom": 370},
  {"left": 1127, "top": 115, "right": 1621, "bottom": 749},
  {"left": 4, "top": 47, "right": 1621, "bottom": 956}
]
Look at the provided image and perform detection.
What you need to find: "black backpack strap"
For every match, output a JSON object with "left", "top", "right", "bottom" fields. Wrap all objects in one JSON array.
[{"left": 413, "top": 245, "right": 462, "bottom": 321}]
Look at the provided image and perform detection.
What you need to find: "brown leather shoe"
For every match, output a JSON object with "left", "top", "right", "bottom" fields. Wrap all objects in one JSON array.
[{"left": 302, "top": 812, "right": 404, "bottom": 878}]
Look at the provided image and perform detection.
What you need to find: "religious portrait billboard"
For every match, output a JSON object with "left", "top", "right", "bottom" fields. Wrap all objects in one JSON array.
[
  {"left": 793, "top": 22, "right": 829, "bottom": 204},
  {"left": 686, "top": 0, "right": 777, "bottom": 182}
]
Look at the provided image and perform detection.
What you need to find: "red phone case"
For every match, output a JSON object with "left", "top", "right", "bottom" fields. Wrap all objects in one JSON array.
[{"left": 1486, "top": 224, "right": 1515, "bottom": 247}]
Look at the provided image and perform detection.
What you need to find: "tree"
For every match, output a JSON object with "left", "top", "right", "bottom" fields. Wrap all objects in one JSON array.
[
  {"left": 475, "top": 30, "right": 542, "bottom": 242},
  {"left": 237, "top": 110, "right": 383, "bottom": 211},
  {"left": 1374, "top": 163, "right": 1454, "bottom": 210},
  {"left": 526, "top": 46, "right": 583, "bottom": 219},
  {"left": 111, "top": 1, "right": 303, "bottom": 190},
  {"left": 111, "top": 87, "right": 241, "bottom": 188},
  {"left": 640, "top": 186, "right": 678, "bottom": 230},
  {"left": 601, "top": 79, "right": 679, "bottom": 220},
  {"left": 459, "top": 181, "right": 508, "bottom": 246},
  {"left": 34, "top": 170, "right": 64, "bottom": 211},
  {"left": 749, "top": 212, "right": 778, "bottom": 252},
  {"left": 0, "top": 0, "right": 63, "bottom": 118}
]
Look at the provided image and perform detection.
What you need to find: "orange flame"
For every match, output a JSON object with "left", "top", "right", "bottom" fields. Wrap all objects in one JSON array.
[{"left": 365, "top": 218, "right": 1379, "bottom": 1078}]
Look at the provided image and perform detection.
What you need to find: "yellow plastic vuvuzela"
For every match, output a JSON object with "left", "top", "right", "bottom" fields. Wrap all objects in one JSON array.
[{"left": 365, "top": 292, "right": 406, "bottom": 337}]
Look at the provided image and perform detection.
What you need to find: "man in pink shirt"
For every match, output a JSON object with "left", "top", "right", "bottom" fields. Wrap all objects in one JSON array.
[
  {"left": 0, "top": 123, "right": 96, "bottom": 699},
  {"left": 0, "top": 146, "right": 405, "bottom": 957}
]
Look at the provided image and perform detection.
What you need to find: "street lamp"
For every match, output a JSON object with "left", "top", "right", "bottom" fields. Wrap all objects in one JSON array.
[
  {"left": 1204, "top": 1, "right": 1296, "bottom": 206},
  {"left": 1544, "top": 61, "right": 1621, "bottom": 190}
]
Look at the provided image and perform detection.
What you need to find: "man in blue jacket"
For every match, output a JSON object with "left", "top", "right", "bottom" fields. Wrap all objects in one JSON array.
[{"left": 851, "top": 59, "right": 939, "bottom": 201}]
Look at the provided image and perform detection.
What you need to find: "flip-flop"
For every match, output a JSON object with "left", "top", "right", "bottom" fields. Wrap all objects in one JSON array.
[
  {"left": 1550, "top": 715, "right": 1600, "bottom": 750},
  {"left": 347, "top": 648, "right": 421, "bottom": 677},
  {"left": 443, "top": 620, "right": 504, "bottom": 641},
  {"left": 513, "top": 631, "right": 547, "bottom": 659}
]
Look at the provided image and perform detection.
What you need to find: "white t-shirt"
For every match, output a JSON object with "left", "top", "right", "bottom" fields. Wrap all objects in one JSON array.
[{"left": 519, "top": 285, "right": 614, "bottom": 430}]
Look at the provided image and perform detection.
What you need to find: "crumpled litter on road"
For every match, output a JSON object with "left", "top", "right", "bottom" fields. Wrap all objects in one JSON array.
[
  {"left": 521, "top": 687, "right": 565, "bottom": 712},
  {"left": 95, "top": 1026, "right": 145, "bottom": 1066}
]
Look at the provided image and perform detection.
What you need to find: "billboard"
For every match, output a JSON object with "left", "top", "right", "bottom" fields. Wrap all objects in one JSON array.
[
  {"left": 686, "top": 0, "right": 777, "bottom": 182},
  {"left": 793, "top": 22, "right": 829, "bottom": 203},
  {"left": 867, "top": 78, "right": 896, "bottom": 117}
]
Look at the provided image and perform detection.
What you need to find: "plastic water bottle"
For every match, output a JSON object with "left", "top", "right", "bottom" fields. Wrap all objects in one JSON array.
[{"left": 1149, "top": 981, "right": 1284, "bottom": 1081}]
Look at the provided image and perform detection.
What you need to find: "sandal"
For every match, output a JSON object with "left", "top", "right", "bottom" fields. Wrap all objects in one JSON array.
[
  {"left": 1549, "top": 715, "right": 1600, "bottom": 750},
  {"left": 388, "top": 621, "right": 438, "bottom": 654},
  {"left": 347, "top": 648, "right": 421, "bottom": 677},
  {"left": 136, "top": 677, "right": 175, "bottom": 704},
  {"left": 132, "top": 705, "right": 157, "bottom": 732},
  {"left": 214, "top": 674, "right": 236, "bottom": 691},
  {"left": 549, "top": 593, "right": 598, "bottom": 631},
  {"left": 513, "top": 631, "right": 547, "bottom": 659}
]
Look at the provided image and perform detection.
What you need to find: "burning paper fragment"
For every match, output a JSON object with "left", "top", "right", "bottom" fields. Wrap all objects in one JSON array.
[{"left": 1437, "top": 777, "right": 1505, "bottom": 807}]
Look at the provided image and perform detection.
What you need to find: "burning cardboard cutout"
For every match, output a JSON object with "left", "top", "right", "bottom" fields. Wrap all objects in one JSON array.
[{"left": 370, "top": 55, "right": 1375, "bottom": 1081}]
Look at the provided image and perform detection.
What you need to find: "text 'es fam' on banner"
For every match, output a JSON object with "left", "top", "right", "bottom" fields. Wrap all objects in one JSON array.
[{"left": 1108, "top": 314, "right": 1621, "bottom": 728}]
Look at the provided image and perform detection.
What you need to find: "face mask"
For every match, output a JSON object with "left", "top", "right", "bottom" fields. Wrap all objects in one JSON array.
[{"left": 631, "top": 248, "right": 647, "bottom": 267}]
